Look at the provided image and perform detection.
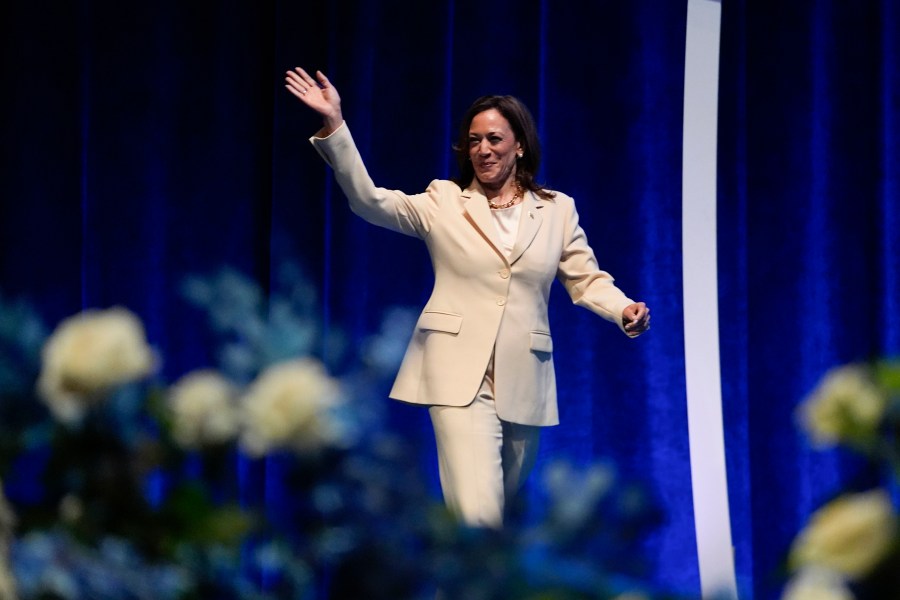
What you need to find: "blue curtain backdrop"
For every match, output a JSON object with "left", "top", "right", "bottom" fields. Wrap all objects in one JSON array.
[
  {"left": 2, "top": 1, "right": 898, "bottom": 598},
  {"left": 718, "top": 1, "right": 900, "bottom": 597}
]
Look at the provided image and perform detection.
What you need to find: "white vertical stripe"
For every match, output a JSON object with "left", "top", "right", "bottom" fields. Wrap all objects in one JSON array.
[{"left": 682, "top": 1, "right": 738, "bottom": 598}]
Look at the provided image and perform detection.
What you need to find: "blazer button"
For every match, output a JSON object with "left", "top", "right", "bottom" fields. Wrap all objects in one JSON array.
[
  {"left": 499, "top": 268, "right": 510, "bottom": 279},
  {"left": 497, "top": 298, "right": 506, "bottom": 306}
]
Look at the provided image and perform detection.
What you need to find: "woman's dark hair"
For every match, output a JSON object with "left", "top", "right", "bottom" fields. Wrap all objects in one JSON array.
[{"left": 452, "top": 95, "right": 555, "bottom": 200}]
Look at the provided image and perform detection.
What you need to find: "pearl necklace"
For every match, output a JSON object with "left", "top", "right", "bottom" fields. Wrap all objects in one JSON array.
[{"left": 488, "top": 182, "right": 524, "bottom": 210}]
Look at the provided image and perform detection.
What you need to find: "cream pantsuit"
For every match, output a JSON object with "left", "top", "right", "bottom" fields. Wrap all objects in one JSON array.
[{"left": 310, "top": 123, "right": 634, "bottom": 525}]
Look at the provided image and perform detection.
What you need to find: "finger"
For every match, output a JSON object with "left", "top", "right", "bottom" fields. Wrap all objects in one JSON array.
[
  {"left": 629, "top": 309, "right": 646, "bottom": 326},
  {"left": 285, "top": 81, "right": 308, "bottom": 98},
  {"left": 285, "top": 70, "right": 305, "bottom": 86},
  {"left": 629, "top": 322, "right": 649, "bottom": 337},
  {"left": 285, "top": 72, "right": 309, "bottom": 95},
  {"left": 294, "top": 67, "right": 318, "bottom": 87},
  {"left": 627, "top": 313, "right": 650, "bottom": 333},
  {"left": 633, "top": 305, "right": 648, "bottom": 323},
  {"left": 316, "top": 70, "right": 331, "bottom": 88},
  {"left": 285, "top": 84, "right": 303, "bottom": 100}
]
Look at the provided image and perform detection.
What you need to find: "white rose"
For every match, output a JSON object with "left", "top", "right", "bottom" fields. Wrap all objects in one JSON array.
[
  {"left": 168, "top": 370, "right": 239, "bottom": 448},
  {"left": 782, "top": 567, "right": 854, "bottom": 600},
  {"left": 789, "top": 489, "right": 897, "bottom": 579},
  {"left": 37, "top": 307, "right": 155, "bottom": 423},
  {"left": 797, "top": 364, "right": 886, "bottom": 447},
  {"left": 239, "top": 358, "right": 344, "bottom": 457}
]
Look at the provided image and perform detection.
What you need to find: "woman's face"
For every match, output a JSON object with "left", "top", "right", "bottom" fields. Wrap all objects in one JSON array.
[{"left": 468, "top": 108, "right": 522, "bottom": 190}]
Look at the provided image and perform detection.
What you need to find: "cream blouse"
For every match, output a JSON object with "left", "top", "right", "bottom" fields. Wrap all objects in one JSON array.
[{"left": 490, "top": 203, "right": 522, "bottom": 258}]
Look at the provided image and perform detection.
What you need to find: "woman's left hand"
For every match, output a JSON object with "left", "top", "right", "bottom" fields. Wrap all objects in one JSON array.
[
  {"left": 285, "top": 67, "right": 343, "bottom": 134},
  {"left": 622, "top": 302, "right": 650, "bottom": 338}
]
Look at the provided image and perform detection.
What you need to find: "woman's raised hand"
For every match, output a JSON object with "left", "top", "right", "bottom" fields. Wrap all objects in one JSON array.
[{"left": 285, "top": 67, "right": 343, "bottom": 135}]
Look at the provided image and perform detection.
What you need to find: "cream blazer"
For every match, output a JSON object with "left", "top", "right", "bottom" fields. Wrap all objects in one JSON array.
[{"left": 311, "top": 123, "right": 634, "bottom": 426}]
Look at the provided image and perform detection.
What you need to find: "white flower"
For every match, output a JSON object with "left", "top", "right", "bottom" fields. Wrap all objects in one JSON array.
[
  {"left": 168, "top": 370, "right": 240, "bottom": 448},
  {"left": 797, "top": 364, "right": 886, "bottom": 448},
  {"left": 37, "top": 307, "right": 155, "bottom": 423},
  {"left": 782, "top": 567, "right": 854, "bottom": 600},
  {"left": 789, "top": 488, "right": 897, "bottom": 579},
  {"left": 239, "top": 359, "right": 345, "bottom": 457}
]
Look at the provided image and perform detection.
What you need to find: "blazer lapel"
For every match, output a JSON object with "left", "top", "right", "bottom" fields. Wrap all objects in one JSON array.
[
  {"left": 508, "top": 190, "right": 543, "bottom": 266},
  {"left": 461, "top": 185, "right": 507, "bottom": 262}
]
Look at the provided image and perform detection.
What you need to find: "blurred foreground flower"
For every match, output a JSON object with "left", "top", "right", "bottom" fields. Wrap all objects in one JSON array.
[
  {"left": 789, "top": 488, "right": 896, "bottom": 580},
  {"left": 797, "top": 364, "right": 886, "bottom": 449},
  {"left": 36, "top": 308, "right": 154, "bottom": 424},
  {"left": 167, "top": 370, "right": 240, "bottom": 449},
  {"left": 782, "top": 567, "right": 854, "bottom": 600},
  {"left": 240, "top": 358, "right": 348, "bottom": 457},
  {"left": 787, "top": 360, "right": 900, "bottom": 599},
  {"left": 12, "top": 531, "right": 191, "bottom": 600},
  {"left": 1, "top": 269, "right": 681, "bottom": 599},
  {"left": 542, "top": 460, "right": 615, "bottom": 530}
]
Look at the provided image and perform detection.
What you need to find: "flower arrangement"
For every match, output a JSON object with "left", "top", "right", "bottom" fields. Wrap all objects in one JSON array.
[
  {"left": 36, "top": 308, "right": 156, "bottom": 425},
  {"left": 0, "top": 268, "right": 680, "bottom": 599},
  {"left": 786, "top": 360, "right": 900, "bottom": 600}
]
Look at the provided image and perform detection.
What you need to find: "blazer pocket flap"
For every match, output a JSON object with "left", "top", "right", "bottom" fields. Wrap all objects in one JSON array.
[
  {"left": 418, "top": 311, "right": 463, "bottom": 334},
  {"left": 529, "top": 331, "right": 553, "bottom": 353}
]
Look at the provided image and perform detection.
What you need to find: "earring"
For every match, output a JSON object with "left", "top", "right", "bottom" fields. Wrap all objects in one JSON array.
[{"left": 516, "top": 152, "right": 523, "bottom": 159}]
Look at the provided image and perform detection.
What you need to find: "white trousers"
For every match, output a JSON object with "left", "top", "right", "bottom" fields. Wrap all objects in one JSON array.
[{"left": 428, "top": 358, "right": 541, "bottom": 528}]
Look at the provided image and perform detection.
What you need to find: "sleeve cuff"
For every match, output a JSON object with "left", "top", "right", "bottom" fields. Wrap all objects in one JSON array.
[{"left": 310, "top": 120, "right": 347, "bottom": 142}]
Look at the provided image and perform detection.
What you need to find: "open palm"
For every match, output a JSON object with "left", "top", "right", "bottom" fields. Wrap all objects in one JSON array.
[{"left": 285, "top": 67, "right": 342, "bottom": 127}]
